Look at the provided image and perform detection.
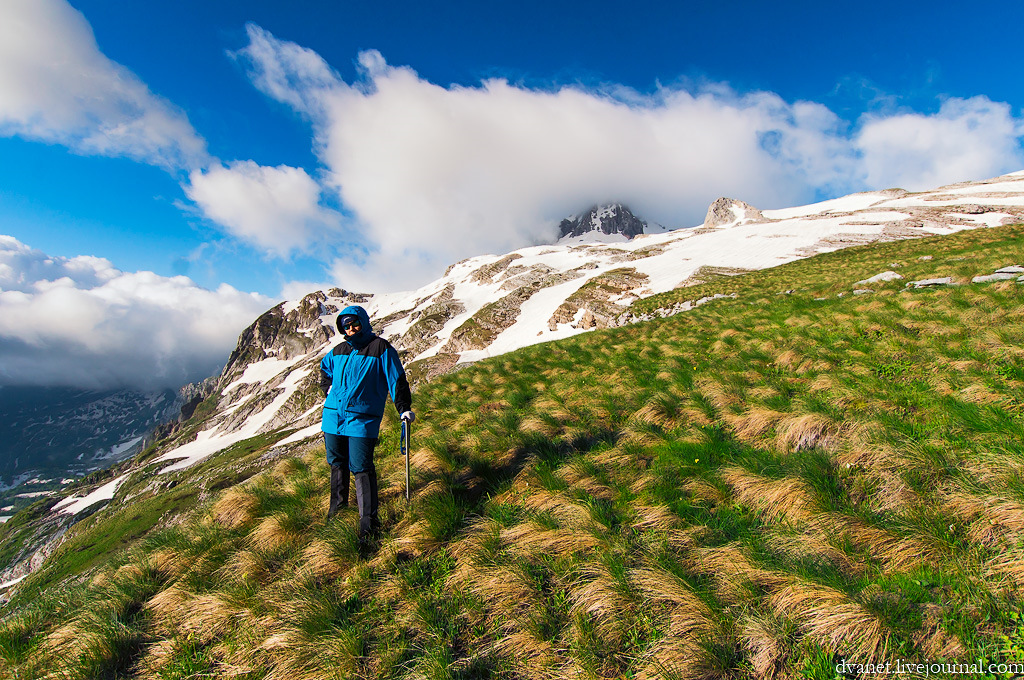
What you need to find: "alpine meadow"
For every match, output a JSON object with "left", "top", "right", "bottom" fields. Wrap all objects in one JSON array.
[{"left": 3, "top": 222, "right": 1024, "bottom": 679}]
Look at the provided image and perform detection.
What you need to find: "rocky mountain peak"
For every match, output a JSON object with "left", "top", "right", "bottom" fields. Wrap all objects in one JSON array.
[
  {"left": 703, "top": 198, "right": 764, "bottom": 229},
  {"left": 219, "top": 291, "right": 334, "bottom": 385},
  {"left": 558, "top": 204, "right": 648, "bottom": 241}
]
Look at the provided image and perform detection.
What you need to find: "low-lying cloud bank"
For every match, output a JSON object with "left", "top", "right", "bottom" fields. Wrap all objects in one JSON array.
[
  {"left": 234, "top": 25, "right": 1024, "bottom": 291},
  {"left": 0, "top": 236, "right": 271, "bottom": 390}
]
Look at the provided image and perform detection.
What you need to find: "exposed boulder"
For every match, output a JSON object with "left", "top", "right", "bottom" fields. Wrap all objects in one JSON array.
[
  {"left": 855, "top": 271, "right": 904, "bottom": 286},
  {"left": 702, "top": 198, "right": 764, "bottom": 229}
]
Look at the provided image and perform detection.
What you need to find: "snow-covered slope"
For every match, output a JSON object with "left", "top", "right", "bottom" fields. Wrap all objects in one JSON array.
[{"left": 145, "top": 170, "right": 1024, "bottom": 475}]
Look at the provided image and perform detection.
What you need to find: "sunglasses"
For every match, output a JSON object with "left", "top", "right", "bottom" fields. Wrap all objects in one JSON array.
[{"left": 342, "top": 319, "right": 362, "bottom": 331}]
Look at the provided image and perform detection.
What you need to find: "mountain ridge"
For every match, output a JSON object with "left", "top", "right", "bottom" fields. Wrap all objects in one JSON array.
[
  {"left": 2, "top": 169, "right": 1024, "bottom": 597},
  {"left": 3, "top": 216, "right": 1024, "bottom": 675}
]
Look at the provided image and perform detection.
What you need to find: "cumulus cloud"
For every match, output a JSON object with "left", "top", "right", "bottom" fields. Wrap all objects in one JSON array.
[
  {"left": 185, "top": 161, "right": 345, "bottom": 255},
  {"left": 0, "top": 236, "right": 272, "bottom": 390},
  {"left": 235, "top": 27, "right": 1024, "bottom": 291},
  {"left": 856, "top": 97, "right": 1024, "bottom": 191},
  {"left": 0, "top": 2, "right": 342, "bottom": 256},
  {"left": 0, "top": 0, "right": 209, "bottom": 169}
]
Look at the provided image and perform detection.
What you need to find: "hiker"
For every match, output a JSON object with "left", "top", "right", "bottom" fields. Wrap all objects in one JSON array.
[{"left": 320, "top": 305, "right": 414, "bottom": 546}]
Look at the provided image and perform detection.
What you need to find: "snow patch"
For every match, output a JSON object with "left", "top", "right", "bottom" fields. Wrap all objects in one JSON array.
[{"left": 52, "top": 473, "right": 130, "bottom": 515}]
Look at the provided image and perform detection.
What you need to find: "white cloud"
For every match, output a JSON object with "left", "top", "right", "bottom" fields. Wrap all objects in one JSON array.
[
  {"left": 856, "top": 97, "right": 1024, "bottom": 191},
  {"left": 237, "top": 28, "right": 1024, "bottom": 292},
  {"left": 0, "top": 236, "right": 271, "bottom": 389},
  {"left": 0, "top": 0, "right": 209, "bottom": 169},
  {"left": 185, "top": 161, "right": 345, "bottom": 256}
]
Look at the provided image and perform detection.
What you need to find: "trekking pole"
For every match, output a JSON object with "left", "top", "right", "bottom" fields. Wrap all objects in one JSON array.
[{"left": 401, "top": 419, "right": 411, "bottom": 501}]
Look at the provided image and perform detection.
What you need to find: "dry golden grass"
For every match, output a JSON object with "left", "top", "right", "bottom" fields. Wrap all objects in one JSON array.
[
  {"left": 941, "top": 487, "right": 1024, "bottom": 546},
  {"left": 522, "top": 489, "right": 595, "bottom": 527},
  {"left": 769, "top": 581, "right": 889, "bottom": 663},
  {"left": 775, "top": 412, "right": 840, "bottom": 452},
  {"left": 488, "top": 632, "right": 562, "bottom": 679},
  {"left": 299, "top": 539, "right": 351, "bottom": 580},
  {"left": 212, "top": 486, "right": 261, "bottom": 529},
  {"left": 617, "top": 423, "right": 666, "bottom": 449},
  {"left": 739, "top": 613, "right": 788, "bottom": 680},
  {"left": 409, "top": 446, "right": 452, "bottom": 475},
  {"left": 249, "top": 513, "right": 305, "bottom": 552},
  {"left": 518, "top": 414, "right": 560, "bottom": 438},
  {"left": 766, "top": 531, "right": 861, "bottom": 575},
  {"left": 913, "top": 604, "right": 966, "bottom": 659},
  {"left": 679, "top": 405, "right": 712, "bottom": 428},
  {"left": 151, "top": 547, "right": 192, "bottom": 580},
  {"left": 774, "top": 349, "right": 804, "bottom": 371},
  {"left": 272, "top": 457, "right": 302, "bottom": 479},
  {"left": 220, "top": 548, "right": 272, "bottom": 584},
  {"left": 500, "top": 521, "right": 603, "bottom": 557},
  {"left": 725, "top": 407, "right": 785, "bottom": 444},
  {"left": 630, "top": 567, "right": 711, "bottom": 620},
  {"left": 630, "top": 503, "right": 683, "bottom": 532},
  {"left": 133, "top": 639, "right": 179, "bottom": 679},
  {"left": 664, "top": 526, "right": 711, "bottom": 553},
  {"left": 984, "top": 549, "right": 1024, "bottom": 593},
  {"left": 556, "top": 463, "right": 615, "bottom": 501},
  {"left": 569, "top": 563, "right": 634, "bottom": 644},
  {"left": 635, "top": 636, "right": 719, "bottom": 680},
  {"left": 813, "top": 515, "right": 937, "bottom": 572},
  {"left": 721, "top": 467, "right": 819, "bottom": 524},
  {"left": 962, "top": 450, "right": 1024, "bottom": 486},
  {"left": 145, "top": 584, "right": 191, "bottom": 633},
  {"left": 958, "top": 382, "right": 1006, "bottom": 405},
  {"left": 682, "top": 479, "right": 725, "bottom": 507},
  {"left": 868, "top": 470, "right": 921, "bottom": 515},
  {"left": 459, "top": 563, "right": 540, "bottom": 622},
  {"left": 695, "top": 377, "right": 738, "bottom": 414},
  {"left": 631, "top": 397, "right": 680, "bottom": 429},
  {"left": 691, "top": 544, "right": 789, "bottom": 605}
]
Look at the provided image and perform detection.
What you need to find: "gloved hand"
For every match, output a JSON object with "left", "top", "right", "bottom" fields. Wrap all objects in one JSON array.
[{"left": 401, "top": 411, "right": 416, "bottom": 423}]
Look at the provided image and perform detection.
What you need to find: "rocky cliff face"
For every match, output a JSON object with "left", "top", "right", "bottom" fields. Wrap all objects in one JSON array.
[{"left": 558, "top": 204, "right": 648, "bottom": 240}]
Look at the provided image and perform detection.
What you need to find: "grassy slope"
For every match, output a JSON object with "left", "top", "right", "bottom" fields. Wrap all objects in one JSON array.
[{"left": 2, "top": 225, "right": 1024, "bottom": 678}]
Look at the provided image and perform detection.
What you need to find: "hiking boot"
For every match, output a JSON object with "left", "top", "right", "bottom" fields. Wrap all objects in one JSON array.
[
  {"left": 327, "top": 464, "right": 348, "bottom": 519},
  {"left": 354, "top": 469, "right": 380, "bottom": 543}
]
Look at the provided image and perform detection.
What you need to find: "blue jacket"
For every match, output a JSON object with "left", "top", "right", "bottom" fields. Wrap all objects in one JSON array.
[{"left": 319, "top": 305, "right": 412, "bottom": 438}]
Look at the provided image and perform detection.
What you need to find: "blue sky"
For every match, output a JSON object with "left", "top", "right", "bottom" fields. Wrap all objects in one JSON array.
[{"left": 1, "top": 0, "right": 1023, "bottom": 390}]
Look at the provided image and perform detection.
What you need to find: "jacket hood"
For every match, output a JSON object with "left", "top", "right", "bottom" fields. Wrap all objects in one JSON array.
[{"left": 337, "top": 305, "right": 375, "bottom": 348}]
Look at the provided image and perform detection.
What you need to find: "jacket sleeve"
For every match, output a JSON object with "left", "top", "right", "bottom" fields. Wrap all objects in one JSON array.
[
  {"left": 319, "top": 352, "right": 333, "bottom": 398},
  {"left": 382, "top": 345, "right": 412, "bottom": 413}
]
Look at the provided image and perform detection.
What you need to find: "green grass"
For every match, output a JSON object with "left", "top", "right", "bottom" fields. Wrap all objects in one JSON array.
[{"left": 2, "top": 224, "right": 1024, "bottom": 679}]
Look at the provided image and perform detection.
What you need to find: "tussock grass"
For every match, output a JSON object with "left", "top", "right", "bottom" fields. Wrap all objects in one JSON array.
[{"left": 4, "top": 224, "right": 1024, "bottom": 678}]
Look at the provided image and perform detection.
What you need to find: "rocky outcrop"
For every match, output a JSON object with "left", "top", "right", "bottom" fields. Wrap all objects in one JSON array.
[
  {"left": 702, "top": 198, "right": 764, "bottom": 229},
  {"left": 220, "top": 292, "right": 334, "bottom": 386},
  {"left": 558, "top": 205, "right": 647, "bottom": 240},
  {"left": 397, "top": 285, "right": 466, "bottom": 357},
  {"left": 548, "top": 268, "right": 650, "bottom": 330}
]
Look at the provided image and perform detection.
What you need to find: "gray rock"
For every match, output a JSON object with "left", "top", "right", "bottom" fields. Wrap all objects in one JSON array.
[
  {"left": 908, "top": 277, "right": 955, "bottom": 288},
  {"left": 995, "top": 265, "right": 1024, "bottom": 274},
  {"left": 855, "top": 271, "right": 904, "bottom": 285},
  {"left": 702, "top": 198, "right": 764, "bottom": 229},
  {"left": 853, "top": 289, "right": 873, "bottom": 295},
  {"left": 972, "top": 273, "right": 1018, "bottom": 283}
]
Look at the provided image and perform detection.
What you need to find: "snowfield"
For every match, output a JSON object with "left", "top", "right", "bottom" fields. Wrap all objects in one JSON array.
[{"left": 53, "top": 170, "right": 1024, "bottom": 485}]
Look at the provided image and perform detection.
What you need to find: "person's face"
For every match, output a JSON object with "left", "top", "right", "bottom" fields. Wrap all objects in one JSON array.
[{"left": 342, "top": 318, "right": 362, "bottom": 337}]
